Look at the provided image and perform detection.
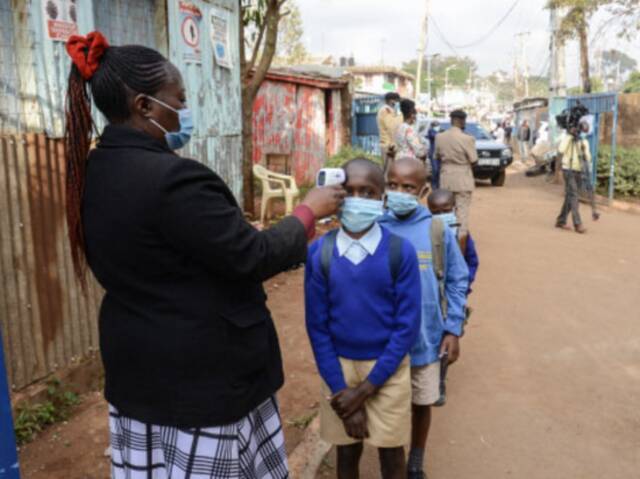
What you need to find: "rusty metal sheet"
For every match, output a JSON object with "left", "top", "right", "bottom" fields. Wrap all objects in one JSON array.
[
  {"left": 292, "top": 86, "right": 326, "bottom": 186},
  {"left": 0, "top": 134, "right": 102, "bottom": 390}
]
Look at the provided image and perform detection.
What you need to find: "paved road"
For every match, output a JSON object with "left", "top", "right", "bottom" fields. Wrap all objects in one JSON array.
[{"left": 318, "top": 169, "right": 640, "bottom": 478}]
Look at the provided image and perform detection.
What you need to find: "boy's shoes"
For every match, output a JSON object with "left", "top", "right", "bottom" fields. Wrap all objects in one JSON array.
[
  {"left": 407, "top": 469, "right": 426, "bottom": 479},
  {"left": 555, "top": 222, "right": 572, "bottom": 231},
  {"left": 574, "top": 224, "right": 587, "bottom": 234}
]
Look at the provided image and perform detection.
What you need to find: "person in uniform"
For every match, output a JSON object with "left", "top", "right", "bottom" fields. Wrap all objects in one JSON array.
[
  {"left": 377, "top": 92, "right": 402, "bottom": 171},
  {"left": 435, "top": 109, "right": 477, "bottom": 251}
]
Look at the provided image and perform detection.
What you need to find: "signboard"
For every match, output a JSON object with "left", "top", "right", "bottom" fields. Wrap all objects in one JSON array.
[
  {"left": 42, "top": 0, "right": 78, "bottom": 41},
  {"left": 178, "top": 1, "right": 202, "bottom": 64},
  {"left": 209, "top": 7, "right": 232, "bottom": 69}
]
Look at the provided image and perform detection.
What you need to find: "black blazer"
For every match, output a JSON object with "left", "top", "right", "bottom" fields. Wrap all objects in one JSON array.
[{"left": 83, "top": 125, "right": 307, "bottom": 427}]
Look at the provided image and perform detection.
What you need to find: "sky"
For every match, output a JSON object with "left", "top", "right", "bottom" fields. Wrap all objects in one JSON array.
[{"left": 295, "top": 0, "right": 640, "bottom": 87}]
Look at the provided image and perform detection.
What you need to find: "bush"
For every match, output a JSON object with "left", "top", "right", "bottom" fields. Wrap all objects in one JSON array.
[
  {"left": 596, "top": 145, "right": 640, "bottom": 198},
  {"left": 325, "top": 146, "right": 382, "bottom": 168}
]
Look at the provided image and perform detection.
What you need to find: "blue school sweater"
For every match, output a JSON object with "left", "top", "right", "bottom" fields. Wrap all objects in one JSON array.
[
  {"left": 465, "top": 234, "right": 479, "bottom": 294},
  {"left": 304, "top": 227, "right": 421, "bottom": 394},
  {"left": 379, "top": 206, "right": 469, "bottom": 367}
]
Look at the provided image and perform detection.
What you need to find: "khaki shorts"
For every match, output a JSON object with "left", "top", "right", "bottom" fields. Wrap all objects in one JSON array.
[
  {"left": 411, "top": 361, "right": 441, "bottom": 406},
  {"left": 320, "top": 357, "right": 411, "bottom": 448}
]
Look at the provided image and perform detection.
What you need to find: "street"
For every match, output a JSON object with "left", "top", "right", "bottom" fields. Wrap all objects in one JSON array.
[
  {"left": 17, "top": 168, "right": 640, "bottom": 479},
  {"left": 318, "top": 168, "right": 640, "bottom": 478}
]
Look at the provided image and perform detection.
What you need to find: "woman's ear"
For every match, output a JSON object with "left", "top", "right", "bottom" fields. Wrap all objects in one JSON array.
[{"left": 132, "top": 94, "right": 152, "bottom": 118}]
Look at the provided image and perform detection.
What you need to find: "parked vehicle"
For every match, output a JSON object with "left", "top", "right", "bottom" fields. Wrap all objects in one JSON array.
[{"left": 438, "top": 121, "right": 513, "bottom": 186}]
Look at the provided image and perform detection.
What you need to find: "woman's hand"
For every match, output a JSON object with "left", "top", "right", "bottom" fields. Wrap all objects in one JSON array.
[{"left": 301, "top": 185, "right": 346, "bottom": 218}]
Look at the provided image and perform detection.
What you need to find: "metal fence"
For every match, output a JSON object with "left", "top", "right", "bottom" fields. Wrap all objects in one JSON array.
[
  {"left": 352, "top": 95, "right": 383, "bottom": 155},
  {"left": 0, "top": 134, "right": 102, "bottom": 391}
]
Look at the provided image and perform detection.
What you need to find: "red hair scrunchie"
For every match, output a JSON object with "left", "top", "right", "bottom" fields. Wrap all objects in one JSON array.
[{"left": 66, "top": 31, "right": 110, "bottom": 80}]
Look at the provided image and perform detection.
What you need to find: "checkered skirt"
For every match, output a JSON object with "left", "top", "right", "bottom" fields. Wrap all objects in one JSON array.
[{"left": 109, "top": 397, "right": 288, "bottom": 479}]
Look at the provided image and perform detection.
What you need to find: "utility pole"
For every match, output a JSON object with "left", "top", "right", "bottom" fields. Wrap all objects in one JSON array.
[
  {"left": 549, "top": 6, "right": 567, "bottom": 97},
  {"left": 414, "top": 0, "right": 431, "bottom": 100},
  {"left": 515, "top": 32, "right": 530, "bottom": 99}
]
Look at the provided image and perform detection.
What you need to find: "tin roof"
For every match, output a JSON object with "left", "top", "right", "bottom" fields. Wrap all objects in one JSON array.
[
  {"left": 347, "top": 65, "right": 415, "bottom": 81},
  {"left": 265, "top": 65, "right": 352, "bottom": 89}
]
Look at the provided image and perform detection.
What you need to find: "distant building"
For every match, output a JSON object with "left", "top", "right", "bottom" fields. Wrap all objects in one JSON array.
[{"left": 347, "top": 66, "right": 415, "bottom": 98}]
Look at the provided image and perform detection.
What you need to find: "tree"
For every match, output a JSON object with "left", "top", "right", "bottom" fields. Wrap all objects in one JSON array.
[
  {"left": 608, "top": 0, "right": 640, "bottom": 39},
  {"left": 594, "top": 49, "right": 638, "bottom": 88},
  {"left": 402, "top": 55, "right": 478, "bottom": 97},
  {"left": 240, "top": 0, "right": 289, "bottom": 214},
  {"left": 273, "top": 1, "right": 308, "bottom": 65},
  {"left": 623, "top": 71, "right": 640, "bottom": 93},
  {"left": 547, "top": 0, "right": 606, "bottom": 94}
]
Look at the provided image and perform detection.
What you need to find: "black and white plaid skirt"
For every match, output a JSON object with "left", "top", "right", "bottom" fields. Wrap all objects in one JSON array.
[{"left": 109, "top": 397, "right": 288, "bottom": 478}]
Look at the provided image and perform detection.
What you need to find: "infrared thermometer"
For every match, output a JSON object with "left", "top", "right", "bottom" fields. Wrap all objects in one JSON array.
[{"left": 316, "top": 168, "right": 345, "bottom": 187}]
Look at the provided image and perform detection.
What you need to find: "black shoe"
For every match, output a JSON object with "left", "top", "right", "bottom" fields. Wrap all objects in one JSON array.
[{"left": 407, "top": 469, "right": 426, "bottom": 479}]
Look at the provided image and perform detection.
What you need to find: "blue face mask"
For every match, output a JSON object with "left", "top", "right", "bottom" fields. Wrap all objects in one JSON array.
[
  {"left": 147, "top": 96, "right": 194, "bottom": 150},
  {"left": 580, "top": 132, "right": 588, "bottom": 140},
  {"left": 386, "top": 190, "right": 419, "bottom": 217},
  {"left": 339, "top": 197, "right": 384, "bottom": 234},
  {"left": 434, "top": 211, "right": 459, "bottom": 237}
]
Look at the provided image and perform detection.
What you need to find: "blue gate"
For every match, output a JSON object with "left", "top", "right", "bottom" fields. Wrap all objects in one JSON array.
[
  {"left": 0, "top": 330, "right": 20, "bottom": 479},
  {"left": 565, "top": 93, "right": 619, "bottom": 200},
  {"left": 351, "top": 95, "right": 383, "bottom": 156}
]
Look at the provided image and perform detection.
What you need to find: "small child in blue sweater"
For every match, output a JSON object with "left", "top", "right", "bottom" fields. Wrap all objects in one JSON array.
[
  {"left": 428, "top": 189, "right": 479, "bottom": 294},
  {"left": 305, "top": 158, "right": 421, "bottom": 478}
]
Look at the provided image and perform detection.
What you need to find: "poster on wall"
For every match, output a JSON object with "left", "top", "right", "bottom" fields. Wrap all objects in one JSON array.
[
  {"left": 42, "top": 0, "right": 79, "bottom": 41},
  {"left": 209, "top": 7, "right": 232, "bottom": 69},
  {"left": 178, "top": 1, "right": 203, "bottom": 64}
]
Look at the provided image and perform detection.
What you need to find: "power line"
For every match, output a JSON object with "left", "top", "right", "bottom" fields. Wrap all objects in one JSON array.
[{"left": 431, "top": 0, "right": 522, "bottom": 50}]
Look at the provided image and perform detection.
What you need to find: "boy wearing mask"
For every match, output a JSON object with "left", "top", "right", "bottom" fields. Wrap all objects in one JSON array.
[
  {"left": 428, "top": 189, "right": 480, "bottom": 295},
  {"left": 305, "top": 158, "right": 421, "bottom": 479},
  {"left": 378, "top": 159, "right": 469, "bottom": 479}
]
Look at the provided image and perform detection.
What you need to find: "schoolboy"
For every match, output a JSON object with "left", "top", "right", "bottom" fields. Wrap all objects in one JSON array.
[
  {"left": 378, "top": 159, "right": 469, "bottom": 479},
  {"left": 305, "top": 158, "right": 421, "bottom": 479},
  {"left": 428, "top": 189, "right": 479, "bottom": 294}
]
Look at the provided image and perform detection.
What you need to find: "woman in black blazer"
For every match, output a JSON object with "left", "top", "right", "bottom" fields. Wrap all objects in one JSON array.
[{"left": 64, "top": 32, "right": 343, "bottom": 478}]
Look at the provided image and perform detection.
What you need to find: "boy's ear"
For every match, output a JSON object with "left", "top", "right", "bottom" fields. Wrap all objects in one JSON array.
[{"left": 419, "top": 184, "right": 430, "bottom": 199}]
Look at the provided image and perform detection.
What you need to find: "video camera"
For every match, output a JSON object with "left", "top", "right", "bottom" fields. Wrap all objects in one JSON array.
[{"left": 555, "top": 103, "right": 589, "bottom": 132}]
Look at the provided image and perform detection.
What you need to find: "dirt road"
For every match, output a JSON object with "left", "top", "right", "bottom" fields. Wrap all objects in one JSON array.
[
  {"left": 319, "top": 170, "right": 640, "bottom": 478},
  {"left": 19, "top": 169, "right": 640, "bottom": 478}
]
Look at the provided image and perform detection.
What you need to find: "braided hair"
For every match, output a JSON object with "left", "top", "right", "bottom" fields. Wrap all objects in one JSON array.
[{"left": 65, "top": 34, "right": 174, "bottom": 284}]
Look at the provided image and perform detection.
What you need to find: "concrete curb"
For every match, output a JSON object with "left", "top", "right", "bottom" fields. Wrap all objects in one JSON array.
[{"left": 287, "top": 415, "right": 331, "bottom": 479}]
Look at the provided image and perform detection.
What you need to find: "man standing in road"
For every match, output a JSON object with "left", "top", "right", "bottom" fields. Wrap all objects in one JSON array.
[
  {"left": 435, "top": 109, "right": 477, "bottom": 251},
  {"left": 377, "top": 92, "right": 402, "bottom": 171},
  {"left": 518, "top": 120, "right": 531, "bottom": 162}
]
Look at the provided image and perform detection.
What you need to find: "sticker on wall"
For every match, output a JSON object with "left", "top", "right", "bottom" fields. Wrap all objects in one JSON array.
[
  {"left": 179, "top": 1, "right": 203, "bottom": 64},
  {"left": 43, "top": 0, "right": 78, "bottom": 41},
  {"left": 209, "top": 7, "right": 232, "bottom": 69}
]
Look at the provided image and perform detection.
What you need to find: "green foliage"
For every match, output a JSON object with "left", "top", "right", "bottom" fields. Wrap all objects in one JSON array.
[
  {"left": 325, "top": 146, "right": 382, "bottom": 168},
  {"left": 623, "top": 71, "right": 640, "bottom": 93},
  {"left": 14, "top": 379, "right": 80, "bottom": 445},
  {"left": 596, "top": 145, "right": 640, "bottom": 197},
  {"left": 402, "top": 55, "right": 478, "bottom": 96},
  {"left": 274, "top": 1, "right": 308, "bottom": 65}
]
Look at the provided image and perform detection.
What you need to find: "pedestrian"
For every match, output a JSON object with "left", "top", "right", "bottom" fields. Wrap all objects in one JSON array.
[
  {"left": 427, "top": 121, "right": 441, "bottom": 188},
  {"left": 427, "top": 189, "right": 479, "bottom": 297},
  {"left": 395, "top": 99, "right": 430, "bottom": 168},
  {"left": 517, "top": 120, "right": 531, "bottom": 162},
  {"left": 377, "top": 92, "right": 403, "bottom": 171},
  {"left": 555, "top": 125, "right": 591, "bottom": 234},
  {"left": 504, "top": 120, "right": 513, "bottom": 146},
  {"left": 305, "top": 158, "right": 421, "bottom": 479},
  {"left": 493, "top": 123, "right": 506, "bottom": 145},
  {"left": 435, "top": 109, "right": 477, "bottom": 252},
  {"left": 63, "top": 32, "right": 344, "bottom": 479},
  {"left": 379, "top": 160, "right": 469, "bottom": 479}
]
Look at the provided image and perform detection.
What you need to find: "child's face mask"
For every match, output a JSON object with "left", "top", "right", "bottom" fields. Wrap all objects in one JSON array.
[
  {"left": 386, "top": 190, "right": 419, "bottom": 217},
  {"left": 339, "top": 197, "right": 384, "bottom": 233},
  {"left": 433, "top": 211, "right": 459, "bottom": 236}
]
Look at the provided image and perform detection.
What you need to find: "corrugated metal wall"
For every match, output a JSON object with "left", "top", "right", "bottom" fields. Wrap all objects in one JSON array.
[
  {"left": 0, "top": 134, "right": 102, "bottom": 390},
  {"left": 0, "top": 0, "right": 243, "bottom": 390}
]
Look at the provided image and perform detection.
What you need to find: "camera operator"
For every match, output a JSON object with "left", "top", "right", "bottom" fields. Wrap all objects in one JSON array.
[{"left": 555, "top": 120, "right": 591, "bottom": 234}]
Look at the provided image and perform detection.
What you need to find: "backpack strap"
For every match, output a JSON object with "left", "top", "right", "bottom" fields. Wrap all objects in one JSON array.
[
  {"left": 430, "top": 218, "right": 448, "bottom": 319},
  {"left": 320, "top": 229, "right": 339, "bottom": 281},
  {"left": 388, "top": 234, "right": 404, "bottom": 284}
]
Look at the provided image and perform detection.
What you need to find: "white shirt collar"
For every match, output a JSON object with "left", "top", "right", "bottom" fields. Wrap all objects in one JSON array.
[{"left": 336, "top": 222, "right": 382, "bottom": 257}]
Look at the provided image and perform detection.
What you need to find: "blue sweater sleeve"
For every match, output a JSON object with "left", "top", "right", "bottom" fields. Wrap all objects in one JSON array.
[
  {"left": 367, "top": 240, "right": 421, "bottom": 388},
  {"left": 304, "top": 239, "right": 348, "bottom": 395},
  {"left": 443, "top": 228, "right": 469, "bottom": 336},
  {"left": 465, "top": 234, "right": 479, "bottom": 288}
]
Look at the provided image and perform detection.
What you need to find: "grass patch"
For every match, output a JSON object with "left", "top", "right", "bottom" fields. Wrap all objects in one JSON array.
[
  {"left": 286, "top": 410, "right": 318, "bottom": 430},
  {"left": 14, "top": 379, "right": 80, "bottom": 445}
]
